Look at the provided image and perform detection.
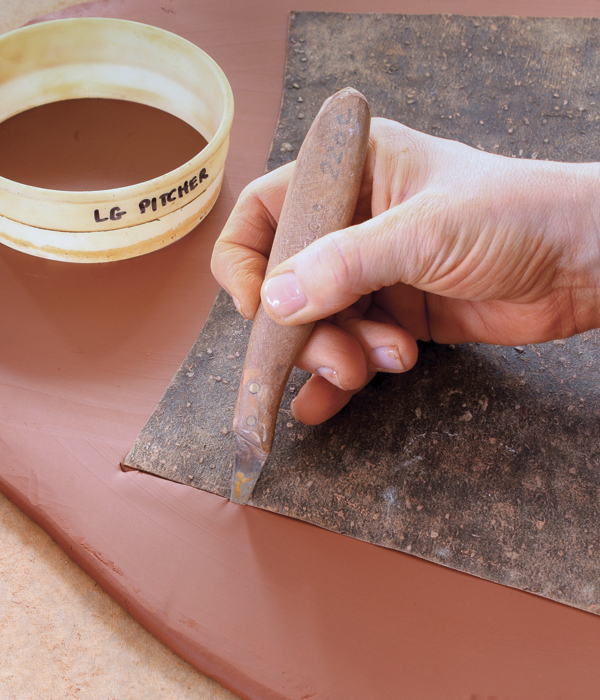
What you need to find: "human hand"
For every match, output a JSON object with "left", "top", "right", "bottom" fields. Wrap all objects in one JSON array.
[{"left": 212, "top": 118, "right": 600, "bottom": 424}]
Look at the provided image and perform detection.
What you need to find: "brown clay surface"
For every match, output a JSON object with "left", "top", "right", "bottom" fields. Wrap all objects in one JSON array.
[
  {"left": 0, "top": 99, "right": 207, "bottom": 190},
  {"left": 2, "top": 1, "right": 600, "bottom": 699},
  {"left": 0, "top": 493, "right": 236, "bottom": 699}
]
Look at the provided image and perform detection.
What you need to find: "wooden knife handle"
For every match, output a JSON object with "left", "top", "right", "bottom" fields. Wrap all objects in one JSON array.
[{"left": 233, "top": 88, "right": 371, "bottom": 455}]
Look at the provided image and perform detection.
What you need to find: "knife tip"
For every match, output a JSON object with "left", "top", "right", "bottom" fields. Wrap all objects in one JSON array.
[{"left": 230, "top": 435, "right": 268, "bottom": 505}]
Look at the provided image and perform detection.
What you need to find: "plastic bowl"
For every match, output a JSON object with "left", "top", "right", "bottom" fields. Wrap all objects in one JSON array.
[{"left": 0, "top": 18, "right": 234, "bottom": 262}]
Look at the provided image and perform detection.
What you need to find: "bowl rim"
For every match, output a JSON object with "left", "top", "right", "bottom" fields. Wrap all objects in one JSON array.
[{"left": 0, "top": 17, "right": 234, "bottom": 232}]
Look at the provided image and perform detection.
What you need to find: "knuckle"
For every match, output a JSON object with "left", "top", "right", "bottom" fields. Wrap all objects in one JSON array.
[{"left": 319, "top": 231, "right": 364, "bottom": 294}]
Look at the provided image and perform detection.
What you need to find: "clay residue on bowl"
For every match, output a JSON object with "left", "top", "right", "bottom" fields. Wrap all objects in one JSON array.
[{"left": 0, "top": 98, "right": 208, "bottom": 191}]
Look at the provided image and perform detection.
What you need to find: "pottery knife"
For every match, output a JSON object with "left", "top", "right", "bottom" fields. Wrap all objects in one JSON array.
[{"left": 230, "top": 87, "right": 371, "bottom": 504}]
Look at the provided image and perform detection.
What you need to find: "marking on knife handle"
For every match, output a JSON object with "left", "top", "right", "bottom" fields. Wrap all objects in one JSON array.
[
  {"left": 305, "top": 203, "right": 324, "bottom": 246},
  {"left": 319, "top": 107, "right": 353, "bottom": 181},
  {"left": 336, "top": 108, "right": 352, "bottom": 125}
]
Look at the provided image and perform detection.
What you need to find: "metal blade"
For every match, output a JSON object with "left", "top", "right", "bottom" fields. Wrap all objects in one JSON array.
[{"left": 230, "top": 435, "right": 268, "bottom": 504}]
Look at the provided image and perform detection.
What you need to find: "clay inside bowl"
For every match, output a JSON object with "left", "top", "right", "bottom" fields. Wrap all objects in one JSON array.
[{"left": 0, "top": 98, "right": 208, "bottom": 191}]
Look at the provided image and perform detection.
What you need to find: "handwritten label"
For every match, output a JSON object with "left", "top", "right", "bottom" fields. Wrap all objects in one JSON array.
[
  {"left": 94, "top": 207, "right": 126, "bottom": 223},
  {"left": 92, "top": 167, "right": 209, "bottom": 224}
]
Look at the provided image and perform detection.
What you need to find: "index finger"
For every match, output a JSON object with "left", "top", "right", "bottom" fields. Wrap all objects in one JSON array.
[{"left": 211, "top": 161, "right": 295, "bottom": 319}]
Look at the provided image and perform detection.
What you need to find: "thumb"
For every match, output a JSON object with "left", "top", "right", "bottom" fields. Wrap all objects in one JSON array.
[{"left": 260, "top": 205, "right": 421, "bottom": 324}]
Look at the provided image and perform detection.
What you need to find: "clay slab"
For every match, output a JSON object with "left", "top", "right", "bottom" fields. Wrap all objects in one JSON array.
[{"left": 3, "top": 1, "right": 600, "bottom": 699}]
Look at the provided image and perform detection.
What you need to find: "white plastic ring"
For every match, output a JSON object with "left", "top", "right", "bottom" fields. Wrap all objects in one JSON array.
[{"left": 0, "top": 18, "right": 234, "bottom": 262}]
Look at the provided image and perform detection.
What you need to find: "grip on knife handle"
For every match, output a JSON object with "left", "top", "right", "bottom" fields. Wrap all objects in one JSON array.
[{"left": 233, "top": 88, "right": 371, "bottom": 455}]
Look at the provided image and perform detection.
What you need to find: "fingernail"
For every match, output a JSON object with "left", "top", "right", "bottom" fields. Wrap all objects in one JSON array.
[
  {"left": 263, "top": 272, "right": 307, "bottom": 318},
  {"left": 232, "top": 296, "right": 243, "bottom": 315},
  {"left": 369, "top": 346, "right": 405, "bottom": 372},
  {"left": 233, "top": 296, "right": 253, "bottom": 320},
  {"left": 315, "top": 366, "right": 344, "bottom": 389}
]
